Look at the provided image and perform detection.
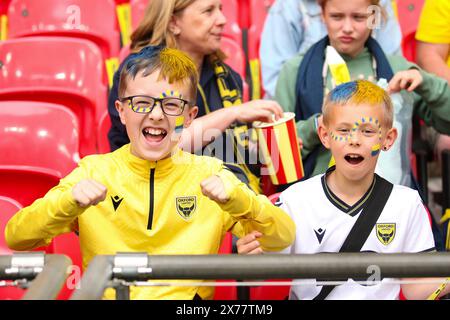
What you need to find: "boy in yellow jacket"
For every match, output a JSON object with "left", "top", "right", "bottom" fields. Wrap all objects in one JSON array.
[{"left": 5, "top": 47, "right": 295, "bottom": 300}]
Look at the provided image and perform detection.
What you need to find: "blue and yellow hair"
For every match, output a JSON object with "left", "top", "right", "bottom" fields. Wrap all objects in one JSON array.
[
  {"left": 322, "top": 80, "right": 393, "bottom": 128},
  {"left": 118, "top": 46, "right": 198, "bottom": 104}
]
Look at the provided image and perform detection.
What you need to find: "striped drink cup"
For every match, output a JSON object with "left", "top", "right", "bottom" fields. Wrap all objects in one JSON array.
[{"left": 254, "top": 112, "right": 304, "bottom": 185}]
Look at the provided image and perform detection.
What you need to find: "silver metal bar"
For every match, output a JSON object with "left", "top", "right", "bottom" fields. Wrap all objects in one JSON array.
[
  {"left": 22, "top": 254, "right": 72, "bottom": 300},
  {"left": 70, "top": 255, "right": 114, "bottom": 300},
  {"left": 70, "top": 252, "right": 450, "bottom": 300},
  {"left": 114, "top": 253, "right": 450, "bottom": 280},
  {"left": 0, "top": 253, "right": 45, "bottom": 280}
]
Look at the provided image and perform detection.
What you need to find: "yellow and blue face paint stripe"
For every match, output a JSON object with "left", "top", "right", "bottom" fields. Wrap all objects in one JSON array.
[
  {"left": 175, "top": 116, "right": 185, "bottom": 133},
  {"left": 371, "top": 143, "right": 381, "bottom": 156},
  {"left": 160, "top": 90, "right": 182, "bottom": 99}
]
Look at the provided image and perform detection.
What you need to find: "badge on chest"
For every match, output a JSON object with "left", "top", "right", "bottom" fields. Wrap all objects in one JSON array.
[{"left": 176, "top": 196, "right": 197, "bottom": 220}]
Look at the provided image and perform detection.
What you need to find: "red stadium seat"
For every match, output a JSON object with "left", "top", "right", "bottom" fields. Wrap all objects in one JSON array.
[
  {"left": 98, "top": 110, "right": 112, "bottom": 154},
  {"left": 250, "top": 192, "right": 291, "bottom": 300},
  {"left": 0, "top": 0, "right": 11, "bottom": 15},
  {"left": 222, "top": 0, "right": 242, "bottom": 45},
  {"left": 0, "top": 196, "right": 22, "bottom": 255},
  {"left": 0, "top": 196, "right": 27, "bottom": 300},
  {"left": 396, "top": 0, "right": 425, "bottom": 62},
  {"left": 7, "top": 0, "right": 121, "bottom": 58},
  {"left": 0, "top": 0, "right": 10, "bottom": 40},
  {"left": 52, "top": 231, "right": 82, "bottom": 300},
  {"left": 402, "top": 30, "right": 418, "bottom": 63},
  {"left": 221, "top": 36, "right": 246, "bottom": 79},
  {"left": 119, "top": 43, "right": 131, "bottom": 63},
  {"left": 130, "top": 0, "right": 149, "bottom": 31},
  {"left": 213, "top": 232, "right": 237, "bottom": 300},
  {"left": 0, "top": 100, "right": 83, "bottom": 299},
  {"left": 396, "top": 0, "right": 424, "bottom": 37},
  {"left": 0, "top": 168, "right": 81, "bottom": 300},
  {"left": 0, "top": 37, "right": 108, "bottom": 156},
  {"left": 247, "top": 0, "right": 274, "bottom": 99},
  {"left": 247, "top": 0, "right": 274, "bottom": 59},
  {"left": 0, "top": 165, "right": 61, "bottom": 207},
  {"left": 0, "top": 101, "right": 80, "bottom": 176}
]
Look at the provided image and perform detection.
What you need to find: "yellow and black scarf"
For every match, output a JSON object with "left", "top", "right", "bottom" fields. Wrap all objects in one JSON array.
[{"left": 198, "top": 58, "right": 261, "bottom": 193}]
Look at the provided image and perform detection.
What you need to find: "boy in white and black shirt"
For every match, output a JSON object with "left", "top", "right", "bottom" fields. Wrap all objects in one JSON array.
[{"left": 238, "top": 80, "right": 448, "bottom": 300}]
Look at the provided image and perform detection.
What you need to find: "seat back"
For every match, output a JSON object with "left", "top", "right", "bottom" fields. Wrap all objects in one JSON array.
[
  {"left": 213, "top": 231, "right": 237, "bottom": 300},
  {"left": 396, "top": 0, "right": 425, "bottom": 37},
  {"left": 222, "top": 0, "right": 242, "bottom": 45},
  {"left": 396, "top": 0, "right": 425, "bottom": 62},
  {"left": 0, "top": 196, "right": 22, "bottom": 255},
  {"left": 0, "top": 196, "right": 27, "bottom": 299},
  {"left": 0, "top": 166, "right": 61, "bottom": 207},
  {"left": 221, "top": 36, "right": 246, "bottom": 79},
  {"left": 0, "top": 170, "right": 81, "bottom": 300},
  {"left": 130, "top": 0, "right": 149, "bottom": 30},
  {"left": 7, "top": 0, "right": 121, "bottom": 58},
  {"left": 246, "top": 0, "right": 274, "bottom": 99},
  {"left": 247, "top": 0, "right": 273, "bottom": 59},
  {"left": 250, "top": 192, "right": 291, "bottom": 300},
  {"left": 0, "top": 101, "right": 80, "bottom": 176},
  {"left": 0, "top": 0, "right": 10, "bottom": 40},
  {"left": 0, "top": 37, "right": 108, "bottom": 156},
  {"left": 97, "top": 110, "right": 112, "bottom": 154}
]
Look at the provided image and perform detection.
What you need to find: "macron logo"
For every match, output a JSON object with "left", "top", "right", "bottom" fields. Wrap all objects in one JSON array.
[
  {"left": 314, "top": 228, "right": 326, "bottom": 244},
  {"left": 111, "top": 195, "right": 123, "bottom": 211}
]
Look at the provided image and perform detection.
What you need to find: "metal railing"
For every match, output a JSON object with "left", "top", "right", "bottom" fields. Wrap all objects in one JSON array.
[
  {"left": 0, "top": 252, "right": 72, "bottom": 300},
  {"left": 70, "top": 252, "right": 450, "bottom": 300}
]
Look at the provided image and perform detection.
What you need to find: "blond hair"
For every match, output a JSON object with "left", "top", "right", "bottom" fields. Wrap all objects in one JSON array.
[
  {"left": 131, "top": 0, "right": 194, "bottom": 52},
  {"left": 130, "top": 0, "right": 226, "bottom": 61},
  {"left": 322, "top": 80, "right": 394, "bottom": 128},
  {"left": 118, "top": 48, "right": 198, "bottom": 103}
]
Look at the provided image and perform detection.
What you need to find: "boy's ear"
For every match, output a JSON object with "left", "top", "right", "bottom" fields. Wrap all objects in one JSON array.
[
  {"left": 115, "top": 100, "right": 127, "bottom": 126},
  {"left": 318, "top": 122, "right": 331, "bottom": 150},
  {"left": 382, "top": 127, "right": 398, "bottom": 151},
  {"left": 183, "top": 106, "right": 198, "bottom": 128}
]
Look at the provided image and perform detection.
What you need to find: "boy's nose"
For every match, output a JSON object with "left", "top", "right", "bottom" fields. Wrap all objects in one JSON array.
[
  {"left": 348, "top": 131, "right": 361, "bottom": 145},
  {"left": 148, "top": 102, "right": 164, "bottom": 120}
]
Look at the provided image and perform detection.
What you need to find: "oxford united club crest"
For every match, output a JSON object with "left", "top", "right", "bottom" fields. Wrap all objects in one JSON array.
[
  {"left": 176, "top": 196, "right": 197, "bottom": 220},
  {"left": 376, "top": 223, "right": 396, "bottom": 245}
]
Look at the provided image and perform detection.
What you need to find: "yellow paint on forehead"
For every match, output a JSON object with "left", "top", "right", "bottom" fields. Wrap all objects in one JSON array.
[{"left": 159, "top": 90, "right": 183, "bottom": 99}]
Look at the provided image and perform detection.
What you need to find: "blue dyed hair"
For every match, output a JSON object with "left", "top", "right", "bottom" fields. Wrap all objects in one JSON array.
[
  {"left": 322, "top": 80, "right": 393, "bottom": 128},
  {"left": 118, "top": 45, "right": 198, "bottom": 103}
]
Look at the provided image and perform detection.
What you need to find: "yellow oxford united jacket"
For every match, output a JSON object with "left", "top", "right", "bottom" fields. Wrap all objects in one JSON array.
[{"left": 5, "top": 145, "right": 295, "bottom": 300}]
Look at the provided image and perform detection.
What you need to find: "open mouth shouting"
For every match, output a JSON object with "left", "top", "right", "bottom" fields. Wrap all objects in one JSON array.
[
  {"left": 142, "top": 127, "right": 168, "bottom": 144},
  {"left": 344, "top": 153, "right": 364, "bottom": 165}
]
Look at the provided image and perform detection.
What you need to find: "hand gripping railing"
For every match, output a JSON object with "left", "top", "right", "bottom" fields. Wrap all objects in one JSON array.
[
  {"left": 0, "top": 252, "right": 72, "bottom": 300},
  {"left": 70, "top": 252, "right": 450, "bottom": 300}
]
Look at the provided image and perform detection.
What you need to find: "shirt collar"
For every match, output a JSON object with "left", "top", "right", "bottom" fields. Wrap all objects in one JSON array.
[{"left": 119, "top": 144, "right": 187, "bottom": 177}]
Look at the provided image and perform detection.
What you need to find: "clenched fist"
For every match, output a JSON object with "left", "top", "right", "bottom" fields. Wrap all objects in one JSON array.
[
  {"left": 72, "top": 179, "right": 107, "bottom": 208},
  {"left": 236, "top": 231, "right": 263, "bottom": 254},
  {"left": 200, "top": 175, "right": 229, "bottom": 204}
]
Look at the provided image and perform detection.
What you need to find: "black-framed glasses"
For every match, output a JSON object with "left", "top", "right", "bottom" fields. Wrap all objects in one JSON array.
[{"left": 120, "top": 95, "right": 190, "bottom": 116}]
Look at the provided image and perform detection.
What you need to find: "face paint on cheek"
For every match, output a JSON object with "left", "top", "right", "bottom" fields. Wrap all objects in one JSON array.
[
  {"left": 175, "top": 116, "right": 185, "bottom": 134},
  {"left": 331, "top": 131, "right": 349, "bottom": 142},
  {"left": 371, "top": 143, "right": 381, "bottom": 157}
]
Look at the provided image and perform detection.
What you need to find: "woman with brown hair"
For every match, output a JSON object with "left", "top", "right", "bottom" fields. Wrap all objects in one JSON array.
[{"left": 108, "top": 0, "right": 284, "bottom": 193}]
